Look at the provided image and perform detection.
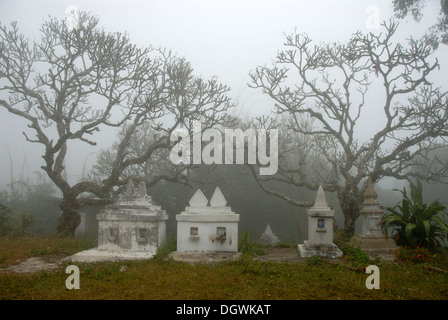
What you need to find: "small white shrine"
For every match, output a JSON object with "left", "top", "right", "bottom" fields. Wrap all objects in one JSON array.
[
  {"left": 259, "top": 224, "right": 280, "bottom": 246},
  {"left": 66, "top": 179, "right": 168, "bottom": 262},
  {"left": 298, "top": 185, "right": 342, "bottom": 258},
  {"left": 170, "top": 187, "right": 241, "bottom": 263},
  {"left": 176, "top": 187, "right": 239, "bottom": 252}
]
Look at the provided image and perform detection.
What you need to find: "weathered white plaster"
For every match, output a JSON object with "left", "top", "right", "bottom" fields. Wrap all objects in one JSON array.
[
  {"left": 189, "top": 189, "right": 209, "bottom": 207},
  {"left": 175, "top": 187, "right": 239, "bottom": 253},
  {"left": 349, "top": 177, "right": 398, "bottom": 260},
  {"left": 66, "top": 179, "right": 168, "bottom": 263},
  {"left": 210, "top": 187, "right": 227, "bottom": 207}
]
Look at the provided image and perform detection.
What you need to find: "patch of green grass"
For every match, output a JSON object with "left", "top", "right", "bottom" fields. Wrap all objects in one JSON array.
[
  {"left": 306, "top": 255, "right": 324, "bottom": 266},
  {"left": 432, "top": 247, "right": 448, "bottom": 267},
  {"left": 0, "top": 234, "right": 96, "bottom": 267},
  {"left": 1, "top": 235, "right": 447, "bottom": 300}
]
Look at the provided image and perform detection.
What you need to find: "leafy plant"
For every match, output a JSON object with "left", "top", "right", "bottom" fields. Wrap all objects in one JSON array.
[
  {"left": 339, "top": 243, "right": 373, "bottom": 268},
  {"left": 152, "top": 238, "right": 176, "bottom": 262},
  {"left": 0, "top": 203, "right": 16, "bottom": 236},
  {"left": 381, "top": 180, "right": 448, "bottom": 248},
  {"left": 306, "top": 255, "right": 323, "bottom": 266},
  {"left": 30, "top": 246, "right": 49, "bottom": 256},
  {"left": 239, "top": 230, "right": 264, "bottom": 256}
]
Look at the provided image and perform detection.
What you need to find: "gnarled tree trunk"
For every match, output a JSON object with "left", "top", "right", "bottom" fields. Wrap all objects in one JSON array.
[
  {"left": 57, "top": 197, "right": 81, "bottom": 237},
  {"left": 337, "top": 187, "right": 363, "bottom": 239}
]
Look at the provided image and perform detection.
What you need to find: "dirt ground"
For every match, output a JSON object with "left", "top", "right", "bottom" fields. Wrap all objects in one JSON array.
[
  {"left": 0, "top": 248, "right": 307, "bottom": 274},
  {"left": 0, "top": 255, "right": 65, "bottom": 274},
  {"left": 255, "top": 247, "right": 307, "bottom": 263},
  {"left": 0, "top": 247, "right": 396, "bottom": 274}
]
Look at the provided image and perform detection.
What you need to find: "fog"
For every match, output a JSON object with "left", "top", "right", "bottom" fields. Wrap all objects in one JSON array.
[{"left": 0, "top": 0, "right": 446, "bottom": 193}]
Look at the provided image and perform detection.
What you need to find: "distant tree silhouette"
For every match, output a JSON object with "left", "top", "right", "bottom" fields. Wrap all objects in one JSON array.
[{"left": 393, "top": 0, "right": 448, "bottom": 45}]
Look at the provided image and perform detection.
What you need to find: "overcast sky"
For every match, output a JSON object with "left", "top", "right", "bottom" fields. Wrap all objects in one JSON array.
[{"left": 0, "top": 0, "right": 446, "bottom": 191}]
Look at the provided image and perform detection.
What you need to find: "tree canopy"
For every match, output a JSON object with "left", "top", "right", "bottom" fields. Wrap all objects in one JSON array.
[
  {"left": 248, "top": 20, "right": 448, "bottom": 236},
  {"left": 393, "top": 0, "right": 448, "bottom": 45},
  {"left": 0, "top": 12, "right": 234, "bottom": 236}
]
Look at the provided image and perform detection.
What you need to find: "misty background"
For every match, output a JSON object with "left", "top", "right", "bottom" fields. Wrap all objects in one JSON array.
[{"left": 0, "top": 0, "right": 447, "bottom": 241}]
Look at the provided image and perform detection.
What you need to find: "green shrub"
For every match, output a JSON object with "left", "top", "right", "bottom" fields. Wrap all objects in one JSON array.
[
  {"left": 30, "top": 247, "right": 49, "bottom": 256},
  {"left": 239, "top": 230, "right": 264, "bottom": 256},
  {"left": 381, "top": 180, "right": 448, "bottom": 248},
  {"left": 0, "top": 203, "right": 35, "bottom": 236},
  {"left": 339, "top": 243, "right": 373, "bottom": 267},
  {"left": 306, "top": 255, "right": 323, "bottom": 266},
  {"left": 0, "top": 203, "right": 15, "bottom": 236},
  {"left": 152, "top": 238, "right": 176, "bottom": 261}
]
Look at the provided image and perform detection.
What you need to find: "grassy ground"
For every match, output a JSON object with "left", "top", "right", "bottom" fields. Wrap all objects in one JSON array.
[
  {"left": 0, "top": 235, "right": 447, "bottom": 300},
  {"left": 0, "top": 235, "right": 96, "bottom": 267}
]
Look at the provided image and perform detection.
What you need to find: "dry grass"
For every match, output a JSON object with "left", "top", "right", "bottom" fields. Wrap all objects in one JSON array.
[
  {"left": 0, "top": 235, "right": 447, "bottom": 300},
  {"left": 0, "top": 234, "right": 96, "bottom": 267}
]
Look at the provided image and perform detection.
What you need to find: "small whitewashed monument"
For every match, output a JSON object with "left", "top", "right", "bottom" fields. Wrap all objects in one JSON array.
[
  {"left": 259, "top": 224, "right": 280, "bottom": 246},
  {"left": 170, "top": 187, "right": 241, "bottom": 263},
  {"left": 349, "top": 177, "right": 398, "bottom": 259},
  {"left": 298, "top": 186, "right": 343, "bottom": 258},
  {"left": 67, "top": 179, "right": 168, "bottom": 262}
]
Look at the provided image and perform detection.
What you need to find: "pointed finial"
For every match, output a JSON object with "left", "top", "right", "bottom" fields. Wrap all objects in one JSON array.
[
  {"left": 313, "top": 185, "right": 330, "bottom": 210},
  {"left": 364, "top": 176, "right": 378, "bottom": 200},
  {"left": 189, "top": 189, "right": 209, "bottom": 207},
  {"left": 138, "top": 181, "right": 147, "bottom": 197},
  {"left": 210, "top": 187, "right": 227, "bottom": 207},
  {"left": 264, "top": 224, "right": 273, "bottom": 234},
  {"left": 125, "top": 179, "right": 135, "bottom": 197}
]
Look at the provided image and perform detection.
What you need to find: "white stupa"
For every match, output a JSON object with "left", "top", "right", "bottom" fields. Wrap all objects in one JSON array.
[{"left": 259, "top": 224, "right": 280, "bottom": 246}]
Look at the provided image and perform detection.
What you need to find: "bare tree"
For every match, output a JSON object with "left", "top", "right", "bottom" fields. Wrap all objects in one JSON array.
[
  {"left": 393, "top": 0, "right": 448, "bottom": 45},
  {"left": 249, "top": 20, "right": 448, "bottom": 237},
  {"left": 0, "top": 12, "right": 234, "bottom": 236},
  {"left": 88, "top": 121, "right": 195, "bottom": 194}
]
